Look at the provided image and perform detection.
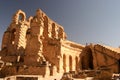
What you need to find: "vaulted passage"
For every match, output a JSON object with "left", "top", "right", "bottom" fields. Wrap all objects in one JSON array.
[{"left": 81, "top": 47, "right": 93, "bottom": 70}]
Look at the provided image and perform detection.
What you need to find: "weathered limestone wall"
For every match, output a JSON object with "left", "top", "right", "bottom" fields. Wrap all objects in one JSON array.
[
  {"left": 1, "top": 10, "right": 30, "bottom": 64},
  {"left": 25, "top": 9, "right": 45, "bottom": 65},
  {"left": 91, "top": 44, "right": 120, "bottom": 73},
  {"left": 0, "top": 9, "right": 120, "bottom": 79},
  {"left": 42, "top": 39, "right": 61, "bottom": 72},
  {"left": 81, "top": 44, "right": 120, "bottom": 73},
  {"left": 0, "top": 9, "right": 70, "bottom": 77},
  {"left": 0, "top": 66, "right": 49, "bottom": 77}
]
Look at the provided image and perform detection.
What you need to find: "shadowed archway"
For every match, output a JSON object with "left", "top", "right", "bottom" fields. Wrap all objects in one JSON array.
[{"left": 81, "top": 46, "right": 93, "bottom": 70}]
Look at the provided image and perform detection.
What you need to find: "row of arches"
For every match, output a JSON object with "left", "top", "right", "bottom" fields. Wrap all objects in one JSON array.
[
  {"left": 43, "top": 16, "right": 66, "bottom": 39},
  {"left": 9, "top": 10, "right": 66, "bottom": 46},
  {"left": 63, "top": 54, "right": 79, "bottom": 72}
]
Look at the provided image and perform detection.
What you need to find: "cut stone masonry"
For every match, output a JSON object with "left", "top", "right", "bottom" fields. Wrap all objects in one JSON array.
[{"left": 0, "top": 9, "right": 119, "bottom": 79}]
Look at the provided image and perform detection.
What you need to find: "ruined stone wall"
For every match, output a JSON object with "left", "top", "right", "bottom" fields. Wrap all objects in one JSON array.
[
  {"left": 0, "top": 10, "right": 30, "bottom": 63},
  {"left": 0, "top": 9, "right": 84, "bottom": 77},
  {"left": 25, "top": 9, "right": 45, "bottom": 65},
  {"left": 42, "top": 39, "right": 61, "bottom": 72},
  {"left": 91, "top": 44, "right": 120, "bottom": 73},
  {"left": 80, "top": 44, "right": 120, "bottom": 75},
  {"left": 0, "top": 66, "right": 49, "bottom": 77}
]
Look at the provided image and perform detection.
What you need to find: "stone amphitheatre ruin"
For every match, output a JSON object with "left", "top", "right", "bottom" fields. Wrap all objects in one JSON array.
[{"left": 0, "top": 9, "right": 119, "bottom": 80}]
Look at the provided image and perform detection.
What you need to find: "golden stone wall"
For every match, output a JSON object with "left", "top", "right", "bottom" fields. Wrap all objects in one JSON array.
[
  {"left": 0, "top": 9, "right": 84, "bottom": 77},
  {"left": 0, "top": 9, "right": 119, "bottom": 79}
]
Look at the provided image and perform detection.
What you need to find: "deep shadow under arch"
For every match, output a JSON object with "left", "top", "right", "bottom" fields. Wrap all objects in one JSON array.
[{"left": 81, "top": 46, "right": 93, "bottom": 70}]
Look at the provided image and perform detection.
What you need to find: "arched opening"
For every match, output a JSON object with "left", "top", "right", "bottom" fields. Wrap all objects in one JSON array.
[
  {"left": 81, "top": 47, "right": 93, "bottom": 70},
  {"left": 17, "top": 10, "right": 26, "bottom": 22},
  {"left": 18, "top": 13, "right": 25, "bottom": 21},
  {"left": 43, "top": 16, "right": 48, "bottom": 38},
  {"left": 63, "top": 54, "right": 66, "bottom": 72},
  {"left": 75, "top": 56, "right": 79, "bottom": 71},
  {"left": 52, "top": 23, "right": 56, "bottom": 38},
  {"left": 11, "top": 29, "right": 16, "bottom": 44},
  {"left": 69, "top": 55, "right": 72, "bottom": 71}
]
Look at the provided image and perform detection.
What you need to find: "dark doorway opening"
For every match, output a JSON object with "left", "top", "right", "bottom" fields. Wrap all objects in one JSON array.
[{"left": 81, "top": 47, "right": 93, "bottom": 70}]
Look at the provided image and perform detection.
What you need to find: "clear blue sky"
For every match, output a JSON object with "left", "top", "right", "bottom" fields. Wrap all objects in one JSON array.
[{"left": 0, "top": 0, "right": 120, "bottom": 48}]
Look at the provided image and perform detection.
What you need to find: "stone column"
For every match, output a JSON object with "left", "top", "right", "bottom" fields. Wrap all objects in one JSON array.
[
  {"left": 72, "top": 56, "right": 76, "bottom": 71},
  {"left": 66, "top": 55, "right": 69, "bottom": 72},
  {"left": 48, "top": 22, "right": 52, "bottom": 38},
  {"left": 58, "top": 57, "right": 64, "bottom": 73}
]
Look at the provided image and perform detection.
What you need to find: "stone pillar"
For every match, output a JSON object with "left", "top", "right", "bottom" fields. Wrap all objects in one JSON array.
[
  {"left": 66, "top": 55, "right": 69, "bottom": 72},
  {"left": 48, "top": 22, "right": 52, "bottom": 38},
  {"left": 52, "top": 66, "right": 57, "bottom": 76},
  {"left": 55, "top": 25, "right": 58, "bottom": 39},
  {"left": 58, "top": 58, "right": 64, "bottom": 73},
  {"left": 44, "top": 62, "right": 50, "bottom": 77},
  {"left": 72, "top": 56, "right": 76, "bottom": 71},
  {"left": 52, "top": 23, "right": 56, "bottom": 38}
]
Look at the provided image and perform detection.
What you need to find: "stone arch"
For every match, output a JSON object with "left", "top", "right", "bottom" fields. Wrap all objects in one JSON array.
[
  {"left": 12, "top": 10, "right": 26, "bottom": 23},
  {"left": 11, "top": 28, "right": 16, "bottom": 44},
  {"left": 43, "top": 16, "right": 49, "bottom": 38},
  {"left": 69, "top": 55, "right": 72, "bottom": 71},
  {"left": 18, "top": 13, "right": 25, "bottom": 21},
  {"left": 52, "top": 23, "right": 56, "bottom": 38},
  {"left": 63, "top": 54, "right": 66, "bottom": 72},
  {"left": 81, "top": 46, "right": 93, "bottom": 70}
]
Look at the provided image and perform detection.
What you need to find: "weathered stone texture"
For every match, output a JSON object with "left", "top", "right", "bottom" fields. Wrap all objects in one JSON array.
[
  {"left": 0, "top": 9, "right": 84, "bottom": 78},
  {"left": 81, "top": 44, "right": 120, "bottom": 74},
  {"left": 0, "top": 9, "right": 120, "bottom": 79}
]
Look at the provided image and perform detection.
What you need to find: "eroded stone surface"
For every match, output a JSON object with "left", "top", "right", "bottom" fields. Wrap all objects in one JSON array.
[
  {"left": 0, "top": 9, "right": 84, "bottom": 78},
  {"left": 0, "top": 9, "right": 119, "bottom": 79}
]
